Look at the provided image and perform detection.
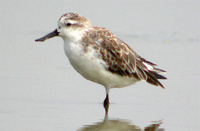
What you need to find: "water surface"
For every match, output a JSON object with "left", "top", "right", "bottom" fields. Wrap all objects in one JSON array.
[{"left": 1, "top": 0, "right": 199, "bottom": 131}]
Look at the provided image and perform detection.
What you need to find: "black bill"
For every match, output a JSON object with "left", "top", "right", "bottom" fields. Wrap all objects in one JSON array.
[{"left": 35, "top": 29, "right": 59, "bottom": 42}]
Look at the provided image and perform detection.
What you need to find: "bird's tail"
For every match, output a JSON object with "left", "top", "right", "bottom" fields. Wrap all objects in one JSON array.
[{"left": 142, "top": 59, "right": 167, "bottom": 88}]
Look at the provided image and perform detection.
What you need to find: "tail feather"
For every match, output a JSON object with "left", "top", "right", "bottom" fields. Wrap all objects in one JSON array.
[
  {"left": 142, "top": 59, "right": 166, "bottom": 88},
  {"left": 151, "top": 67, "right": 166, "bottom": 74},
  {"left": 142, "top": 59, "right": 157, "bottom": 66},
  {"left": 145, "top": 71, "right": 165, "bottom": 89},
  {"left": 149, "top": 70, "right": 167, "bottom": 79}
]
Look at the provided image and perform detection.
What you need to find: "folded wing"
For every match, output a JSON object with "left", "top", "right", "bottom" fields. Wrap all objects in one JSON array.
[{"left": 84, "top": 27, "right": 167, "bottom": 88}]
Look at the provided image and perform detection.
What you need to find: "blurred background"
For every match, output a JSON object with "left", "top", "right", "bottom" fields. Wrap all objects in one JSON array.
[{"left": 1, "top": 0, "right": 199, "bottom": 130}]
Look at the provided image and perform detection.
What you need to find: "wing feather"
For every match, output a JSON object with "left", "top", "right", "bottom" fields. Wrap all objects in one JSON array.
[{"left": 84, "top": 27, "right": 166, "bottom": 88}]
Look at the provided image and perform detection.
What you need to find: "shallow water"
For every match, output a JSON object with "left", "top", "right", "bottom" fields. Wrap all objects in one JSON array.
[{"left": 1, "top": 0, "right": 199, "bottom": 131}]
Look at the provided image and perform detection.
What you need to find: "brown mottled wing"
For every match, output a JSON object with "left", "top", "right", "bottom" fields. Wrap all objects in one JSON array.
[
  {"left": 86, "top": 27, "right": 166, "bottom": 88},
  {"left": 100, "top": 36, "right": 147, "bottom": 79}
]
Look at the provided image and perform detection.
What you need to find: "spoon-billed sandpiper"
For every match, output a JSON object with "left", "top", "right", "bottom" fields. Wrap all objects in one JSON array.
[{"left": 35, "top": 12, "right": 166, "bottom": 106}]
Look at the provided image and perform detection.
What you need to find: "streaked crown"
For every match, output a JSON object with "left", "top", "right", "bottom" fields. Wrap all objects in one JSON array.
[{"left": 58, "top": 12, "right": 91, "bottom": 27}]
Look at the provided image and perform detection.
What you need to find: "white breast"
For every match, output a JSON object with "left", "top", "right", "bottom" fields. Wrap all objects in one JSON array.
[
  {"left": 63, "top": 39, "right": 138, "bottom": 89},
  {"left": 64, "top": 40, "right": 106, "bottom": 83}
]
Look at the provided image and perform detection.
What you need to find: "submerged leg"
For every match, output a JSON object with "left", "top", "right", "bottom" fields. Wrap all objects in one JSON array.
[
  {"left": 103, "top": 87, "right": 110, "bottom": 106},
  {"left": 103, "top": 88, "right": 110, "bottom": 114},
  {"left": 104, "top": 93, "right": 109, "bottom": 106},
  {"left": 103, "top": 93, "right": 109, "bottom": 114}
]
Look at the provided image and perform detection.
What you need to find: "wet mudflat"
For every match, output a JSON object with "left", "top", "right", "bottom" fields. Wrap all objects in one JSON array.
[{"left": 1, "top": 1, "right": 199, "bottom": 131}]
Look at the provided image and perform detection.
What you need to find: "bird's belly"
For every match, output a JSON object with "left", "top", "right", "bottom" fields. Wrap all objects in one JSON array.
[{"left": 64, "top": 43, "right": 138, "bottom": 88}]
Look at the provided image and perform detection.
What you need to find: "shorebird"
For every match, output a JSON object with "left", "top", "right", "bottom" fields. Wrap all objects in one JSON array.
[{"left": 35, "top": 12, "right": 166, "bottom": 106}]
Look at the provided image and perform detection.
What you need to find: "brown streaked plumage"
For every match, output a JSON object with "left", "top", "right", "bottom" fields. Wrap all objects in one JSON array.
[
  {"left": 35, "top": 12, "right": 167, "bottom": 107},
  {"left": 83, "top": 27, "right": 166, "bottom": 88}
]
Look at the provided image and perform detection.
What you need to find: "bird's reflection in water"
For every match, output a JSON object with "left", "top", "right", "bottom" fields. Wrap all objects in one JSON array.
[{"left": 79, "top": 103, "right": 164, "bottom": 131}]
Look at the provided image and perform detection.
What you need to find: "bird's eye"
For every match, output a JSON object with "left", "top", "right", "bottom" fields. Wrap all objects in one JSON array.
[{"left": 66, "top": 23, "right": 71, "bottom": 26}]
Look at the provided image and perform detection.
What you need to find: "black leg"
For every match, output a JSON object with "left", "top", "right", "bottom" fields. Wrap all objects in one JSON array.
[
  {"left": 103, "top": 93, "right": 109, "bottom": 114},
  {"left": 104, "top": 93, "right": 109, "bottom": 105}
]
